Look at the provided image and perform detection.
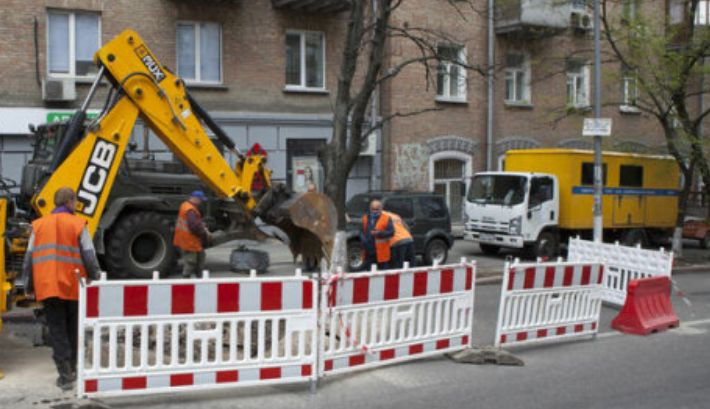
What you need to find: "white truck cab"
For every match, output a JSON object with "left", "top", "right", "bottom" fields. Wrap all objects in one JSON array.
[{"left": 463, "top": 172, "right": 560, "bottom": 257}]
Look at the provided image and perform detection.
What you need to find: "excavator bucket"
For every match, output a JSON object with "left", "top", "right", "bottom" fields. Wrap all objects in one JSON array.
[{"left": 257, "top": 189, "right": 337, "bottom": 264}]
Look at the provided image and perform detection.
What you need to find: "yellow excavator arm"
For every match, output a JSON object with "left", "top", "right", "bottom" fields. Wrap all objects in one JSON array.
[{"left": 31, "top": 29, "right": 334, "bottom": 259}]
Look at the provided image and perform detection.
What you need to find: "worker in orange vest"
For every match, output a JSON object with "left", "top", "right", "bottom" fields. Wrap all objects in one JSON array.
[
  {"left": 386, "top": 211, "right": 416, "bottom": 269},
  {"left": 174, "top": 190, "right": 211, "bottom": 278},
  {"left": 361, "top": 199, "right": 394, "bottom": 270},
  {"left": 21, "top": 187, "right": 100, "bottom": 391}
]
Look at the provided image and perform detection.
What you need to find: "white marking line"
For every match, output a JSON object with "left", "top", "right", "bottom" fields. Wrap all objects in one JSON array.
[{"left": 597, "top": 317, "right": 710, "bottom": 339}]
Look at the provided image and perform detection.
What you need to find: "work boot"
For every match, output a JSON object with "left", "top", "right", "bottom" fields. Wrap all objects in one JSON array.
[{"left": 55, "top": 361, "right": 76, "bottom": 391}]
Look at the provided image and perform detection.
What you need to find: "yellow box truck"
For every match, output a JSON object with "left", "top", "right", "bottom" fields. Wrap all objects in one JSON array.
[{"left": 463, "top": 149, "right": 679, "bottom": 258}]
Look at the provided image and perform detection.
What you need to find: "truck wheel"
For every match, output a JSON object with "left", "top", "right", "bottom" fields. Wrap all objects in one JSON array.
[
  {"left": 105, "top": 212, "right": 176, "bottom": 279},
  {"left": 424, "top": 238, "right": 449, "bottom": 266},
  {"left": 347, "top": 240, "right": 365, "bottom": 272},
  {"left": 531, "top": 231, "right": 558, "bottom": 260},
  {"left": 479, "top": 243, "right": 500, "bottom": 256},
  {"left": 621, "top": 229, "right": 647, "bottom": 247},
  {"left": 701, "top": 233, "right": 710, "bottom": 249}
]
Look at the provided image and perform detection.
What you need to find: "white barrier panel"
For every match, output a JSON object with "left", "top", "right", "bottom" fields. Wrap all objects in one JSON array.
[
  {"left": 320, "top": 261, "right": 475, "bottom": 376},
  {"left": 495, "top": 259, "right": 603, "bottom": 348},
  {"left": 567, "top": 237, "right": 673, "bottom": 306},
  {"left": 77, "top": 272, "right": 317, "bottom": 398}
]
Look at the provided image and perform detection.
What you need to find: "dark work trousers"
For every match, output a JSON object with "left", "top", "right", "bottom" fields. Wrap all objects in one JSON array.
[
  {"left": 391, "top": 241, "right": 416, "bottom": 269},
  {"left": 43, "top": 297, "right": 79, "bottom": 372}
]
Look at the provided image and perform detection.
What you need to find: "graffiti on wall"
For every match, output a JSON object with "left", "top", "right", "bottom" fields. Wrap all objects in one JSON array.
[{"left": 393, "top": 143, "right": 430, "bottom": 190}]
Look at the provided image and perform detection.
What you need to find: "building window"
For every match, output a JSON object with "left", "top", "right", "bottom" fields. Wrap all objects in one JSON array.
[
  {"left": 570, "top": 0, "right": 587, "bottom": 11},
  {"left": 566, "top": 59, "right": 589, "bottom": 108},
  {"left": 696, "top": 0, "right": 710, "bottom": 25},
  {"left": 621, "top": 0, "right": 639, "bottom": 21},
  {"left": 47, "top": 10, "right": 100, "bottom": 78},
  {"left": 285, "top": 31, "right": 325, "bottom": 90},
  {"left": 621, "top": 66, "right": 639, "bottom": 111},
  {"left": 436, "top": 45, "right": 467, "bottom": 102},
  {"left": 430, "top": 154, "right": 472, "bottom": 223},
  {"left": 669, "top": 0, "right": 685, "bottom": 24},
  {"left": 177, "top": 22, "right": 222, "bottom": 83},
  {"left": 505, "top": 52, "right": 530, "bottom": 104}
]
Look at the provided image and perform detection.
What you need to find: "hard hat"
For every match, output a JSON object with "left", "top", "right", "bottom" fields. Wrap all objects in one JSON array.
[{"left": 190, "top": 190, "right": 207, "bottom": 201}]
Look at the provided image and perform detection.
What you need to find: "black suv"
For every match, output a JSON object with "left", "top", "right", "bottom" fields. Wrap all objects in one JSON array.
[{"left": 345, "top": 191, "right": 454, "bottom": 271}]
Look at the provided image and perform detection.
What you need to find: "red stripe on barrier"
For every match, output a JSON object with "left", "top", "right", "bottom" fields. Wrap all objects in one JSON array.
[
  {"left": 380, "top": 349, "right": 395, "bottom": 361},
  {"left": 574, "top": 324, "right": 584, "bottom": 333},
  {"left": 216, "top": 370, "right": 238, "bottom": 383},
  {"left": 556, "top": 327, "right": 566, "bottom": 335},
  {"left": 465, "top": 266, "right": 473, "bottom": 290},
  {"left": 592, "top": 322, "right": 597, "bottom": 330},
  {"left": 324, "top": 360, "right": 334, "bottom": 371},
  {"left": 122, "top": 376, "right": 147, "bottom": 390},
  {"left": 523, "top": 267, "right": 536, "bottom": 289},
  {"left": 349, "top": 354, "right": 366, "bottom": 366},
  {"left": 537, "top": 329, "right": 548, "bottom": 338},
  {"left": 384, "top": 274, "right": 400, "bottom": 300},
  {"left": 353, "top": 277, "right": 370, "bottom": 304},
  {"left": 85, "top": 379, "right": 97, "bottom": 393},
  {"left": 261, "top": 283, "right": 282, "bottom": 311},
  {"left": 544, "top": 267, "right": 556, "bottom": 288},
  {"left": 440, "top": 269, "right": 454, "bottom": 293},
  {"left": 598, "top": 266, "right": 604, "bottom": 284},
  {"left": 217, "top": 283, "right": 239, "bottom": 312},
  {"left": 500, "top": 334, "right": 507, "bottom": 344},
  {"left": 170, "top": 373, "right": 194, "bottom": 387},
  {"left": 302, "top": 281, "right": 313, "bottom": 309},
  {"left": 171, "top": 285, "right": 195, "bottom": 315},
  {"left": 87, "top": 287, "right": 99, "bottom": 318},
  {"left": 409, "top": 344, "right": 424, "bottom": 354},
  {"left": 581, "top": 265, "right": 591, "bottom": 285},
  {"left": 301, "top": 364, "right": 312, "bottom": 376},
  {"left": 260, "top": 367, "right": 281, "bottom": 380},
  {"left": 462, "top": 335, "right": 469, "bottom": 345},
  {"left": 413, "top": 272, "right": 428, "bottom": 296},
  {"left": 516, "top": 332, "right": 528, "bottom": 341},
  {"left": 123, "top": 286, "right": 148, "bottom": 316},
  {"left": 507, "top": 268, "right": 515, "bottom": 291},
  {"left": 436, "top": 339, "right": 450, "bottom": 350},
  {"left": 328, "top": 280, "right": 338, "bottom": 307},
  {"left": 563, "top": 266, "right": 574, "bottom": 287}
]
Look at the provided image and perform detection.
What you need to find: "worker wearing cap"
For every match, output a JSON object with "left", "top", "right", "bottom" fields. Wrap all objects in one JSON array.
[
  {"left": 174, "top": 190, "right": 211, "bottom": 278},
  {"left": 386, "top": 211, "right": 416, "bottom": 269},
  {"left": 21, "top": 187, "right": 100, "bottom": 391}
]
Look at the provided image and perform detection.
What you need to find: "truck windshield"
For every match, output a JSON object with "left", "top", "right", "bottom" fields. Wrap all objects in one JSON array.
[{"left": 468, "top": 175, "right": 526, "bottom": 206}]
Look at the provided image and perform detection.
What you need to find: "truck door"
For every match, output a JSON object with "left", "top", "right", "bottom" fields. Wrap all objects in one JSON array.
[
  {"left": 526, "top": 176, "right": 558, "bottom": 239},
  {"left": 613, "top": 165, "right": 645, "bottom": 226}
]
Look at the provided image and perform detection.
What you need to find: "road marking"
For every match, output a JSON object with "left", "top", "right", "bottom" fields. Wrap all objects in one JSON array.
[{"left": 597, "top": 317, "right": 710, "bottom": 339}]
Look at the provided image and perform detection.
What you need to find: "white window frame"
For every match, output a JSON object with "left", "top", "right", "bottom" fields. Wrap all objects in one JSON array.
[
  {"left": 621, "top": 0, "right": 638, "bottom": 21},
  {"left": 436, "top": 45, "right": 468, "bottom": 103},
  {"left": 504, "top": 52, "right": 531, "bottom": 105},
  {"left": 620, "top": 68, "right": 640, "bottom": 113},
  {"left": 176, "top": 21, "right": 223, "bottom": 85},
  {"left": 284, "top": 30, "right": 327, "bottom": 92},
  {"left": 46, "top": 9, "right": 101, "bottom": 80},
  {"left": 566, "top": 61, "right": 590, "bottom": 108},
  {"left": 696, "top": 0, "right": 710, "bottom": 25}
]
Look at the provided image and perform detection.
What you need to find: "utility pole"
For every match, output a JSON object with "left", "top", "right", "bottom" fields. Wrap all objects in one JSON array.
[{"left": 592, "top": 0, "right": 603, "bottom": 242}]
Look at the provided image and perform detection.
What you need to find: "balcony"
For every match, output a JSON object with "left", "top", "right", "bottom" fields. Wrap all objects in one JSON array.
[
  {"left": 271, "top": 0, "right": 351, "bottom": 13},
  {"left": 496, "top": 0, "right": 572, "bottom": 35}
]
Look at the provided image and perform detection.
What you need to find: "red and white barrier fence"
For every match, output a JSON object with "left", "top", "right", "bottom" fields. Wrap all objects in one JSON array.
[
  {"left": 77, "top": 271, "right": 317, "bottom": 397},
  {"left": 494, "top": 259, "right": 603, "bottom": 348},
  {"left": 567, "top": 237, "right": 673, "bottom": 307},
  {"left": 319, "top": 259, "right": 475, "bottom": 376}
]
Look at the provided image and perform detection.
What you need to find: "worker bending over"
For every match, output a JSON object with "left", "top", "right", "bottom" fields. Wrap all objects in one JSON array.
[
  {"left": 22, "top": 187, "right": 101, "bottom": 391},
  {"left": 387, "top": 211, "right": 415, "bottom": 269},
  {"left": 174, "top": 190, "right": 211, "bottom": 278}
]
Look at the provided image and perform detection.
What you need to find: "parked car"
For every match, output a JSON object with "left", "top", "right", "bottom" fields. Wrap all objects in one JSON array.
[
  {"left": 345, "top": 191, "right": 454, "bottom": 271},
  {"left": 683, "top": 217, "right": 710, "bottom": 249}
]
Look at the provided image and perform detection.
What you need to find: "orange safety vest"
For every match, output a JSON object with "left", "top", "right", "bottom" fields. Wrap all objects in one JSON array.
[
  {"left": 31, "top": 213, "right": 88, "bottom": 302},
  {"left": 385, "top": 211, "right": 413, "bottom": 246},
  {"left": 174, "top": 201, "right": 204, "bottom": 252},
  {"left": 362, "top": 212, "right": 392, "bottom": 263}
]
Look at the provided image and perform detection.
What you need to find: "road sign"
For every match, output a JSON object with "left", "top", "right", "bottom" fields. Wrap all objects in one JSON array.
[{"left": 583, "top": 118, "right": 612, "bottom": 137}]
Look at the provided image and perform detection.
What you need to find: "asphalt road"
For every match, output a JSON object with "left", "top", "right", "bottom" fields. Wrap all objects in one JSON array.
[{"left": 1, "top": 239, "right": 709, "bottom": 409}]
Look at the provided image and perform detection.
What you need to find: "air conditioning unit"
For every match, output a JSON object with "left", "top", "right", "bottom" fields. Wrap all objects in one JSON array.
[
  {"left": 360, "top": 132, "right": 377, "bottom": 156},
  {"left": 42, "top": 77, "right": 76, "bottom": 101},
  {"left": 570, "top": 11, "right": 593, "bottom": 32}
]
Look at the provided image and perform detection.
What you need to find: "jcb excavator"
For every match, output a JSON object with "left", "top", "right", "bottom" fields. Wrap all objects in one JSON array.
[{"left": 0, "top": 29, "right": 336, "bottom": 338}]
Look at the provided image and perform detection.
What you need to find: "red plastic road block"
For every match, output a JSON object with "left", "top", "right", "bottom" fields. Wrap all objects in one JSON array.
[{"left": 611, "top": 276, "right": 679, "bottom": 335}]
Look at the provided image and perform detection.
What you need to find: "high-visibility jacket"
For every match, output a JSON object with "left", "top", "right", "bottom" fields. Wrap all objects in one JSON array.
[
  {"left": 386, "top": 211, "right": 413, "bottom": 246},
  {"left": 362, "top": 212, "right": 392, "bottom": 263},
  {"left": 174, "top": 201, "right": 203, "bottom": 252},
  {"left": 31, "top": 213, "right": 87, "bottom": 301}
]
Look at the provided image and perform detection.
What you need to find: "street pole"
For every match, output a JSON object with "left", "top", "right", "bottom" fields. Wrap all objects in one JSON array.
[{"left": 593, "top": 0, "right": 603, "bottom": 242}]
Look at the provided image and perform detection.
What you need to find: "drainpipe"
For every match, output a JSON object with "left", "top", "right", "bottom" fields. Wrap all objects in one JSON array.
[
  {"left": 486, "top": 0, "right": 495, "bottom": 170},
  {"left": 370, "top": 0, "right": 380, "bottom": 190}
]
